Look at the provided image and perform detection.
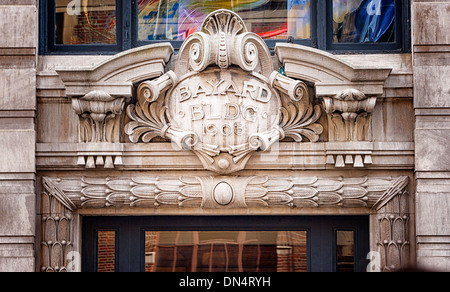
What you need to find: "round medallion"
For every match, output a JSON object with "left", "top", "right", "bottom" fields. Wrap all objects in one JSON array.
[
  {"left": 213, "top": 182, "right": 234, "bottom": 206},
  {"left": 218, "top": 158, "right": 230, "bottom": 170}
]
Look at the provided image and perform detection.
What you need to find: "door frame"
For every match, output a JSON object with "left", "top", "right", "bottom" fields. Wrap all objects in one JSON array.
[{"left": 82, "top": 215, "right": 369, "bottom": 272}]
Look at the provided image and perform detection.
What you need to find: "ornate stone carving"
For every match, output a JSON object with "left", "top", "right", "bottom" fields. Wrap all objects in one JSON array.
[
  {"left": 271, "top": 72, "right": 323, "bottom": 143},
  {"left": 372, "top": 176, "right": 410, "bottom": 272},
  {"left": 323, "top": 89, "right": 377, "bottom": 142},
  {"left": 40, "top": 177, "right": 76, "bottom": 272},
  {"left": 174, "top": 10, "right": 272, "bottom": 77},
  {"left": 72, "top": 90, "right": 125, "bottom": 143},
  {"left": 47, "top": 175, "right": 407, "bottom": 210},
  {"left": 42, "top": 175, "right": 410, "bottom": 272},
  {"left": 125, "top": 9, "right": 322, "bottom": 174},
  {"left": 321, "top": 89, "right": 377, "bottom": 168},
  {"left": 70, "top": 91, "right": 126, "bottom": 169}
]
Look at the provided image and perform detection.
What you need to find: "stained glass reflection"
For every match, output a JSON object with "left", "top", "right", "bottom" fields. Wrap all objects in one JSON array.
[
  {"left": 55, "top": 0, "right": 117, "bottom": 45},
  {"left": 138, "top": 0, "right": 311, "bottom": 41},
  {"left": 332, "top": 0, "right": 395, "bottom": 43}
]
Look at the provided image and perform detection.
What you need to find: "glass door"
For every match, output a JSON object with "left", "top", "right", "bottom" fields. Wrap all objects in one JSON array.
[{"left": 82, "top": 216, "right": 369, "bottom": 272}]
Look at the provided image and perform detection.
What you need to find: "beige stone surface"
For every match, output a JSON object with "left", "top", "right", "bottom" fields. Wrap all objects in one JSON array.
[
  {"left": 0, "top": 69, "right": 36, "bottom": 110},
  {"left": 3, "top": 1, "right": 450, "bottom": 271},
  {"left": 0, "top": 5, "right": 36, "bottom": 48},
  {"left": 0, "top": 1, "right": 37, "bottom": 272},
  {"left": 413, "top": 2, "right": 450, "bottom": 46},
  {"left": 413, "top": 1, "right": 450, "bottom": 271}
]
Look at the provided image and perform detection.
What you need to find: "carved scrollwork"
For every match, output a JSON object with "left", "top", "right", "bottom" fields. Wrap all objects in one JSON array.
[
  {"left": 176, "top": 9, "right": 272, "bottom": 77},
  {"left": 137, "top": 71, "right": 178, "bottom": 104},
  {"left": 125, "top": 71, "right": 180, "bottom": 144},
  {"left": 249, "top": 128, "right": 283, "bottom": 151},
  {"left": 269, "top": 72, "right": 323, "bottom": 143},
  {"left": 125, "top": 9, "right": 325, "bottom": 174},
  {"left": 186, "top": 33, "right": 212, "bottom": 72},
  {"left": 270, "top": 72, "right": 308, "bottom": 102},
  {"left": 279, "top": 103, "right": 323, "bottom": 143},
  {"left": 234, "top": 33, "right": 260, "bottom": 72},
  {"left": 125, "top": 101, "right": 169, "bottom": 143}
]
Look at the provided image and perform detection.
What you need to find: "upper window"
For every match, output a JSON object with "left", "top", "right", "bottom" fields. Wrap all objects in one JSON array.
[
  {"left": 136, "top": 0, "right": 311, "bottom": 41},
  {"left": 40, "top": 0, "right": 409, "bottom": 54}
]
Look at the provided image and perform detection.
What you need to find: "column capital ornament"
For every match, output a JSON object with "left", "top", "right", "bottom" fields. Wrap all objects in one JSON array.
[
  {"left": 323, "top": 88, "right": 377, "bottom": 142},
  {"left": 72, "top": 90, "right": 125, "bottom": 143}
]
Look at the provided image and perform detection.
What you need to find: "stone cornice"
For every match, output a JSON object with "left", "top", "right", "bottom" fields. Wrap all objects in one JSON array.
[
  {"left": 275, "top": 43, "right": 392, "bottom": 97},
  {"left": 36, "top": 141, "right": 414, "bottom": 171},
  {"left": 55, "top": 43, "right": 174, "bottom": 98}
]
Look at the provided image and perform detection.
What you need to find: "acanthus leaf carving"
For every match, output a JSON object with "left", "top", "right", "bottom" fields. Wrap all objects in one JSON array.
[
  {"left": 72, "top": 90, "right": 125, "bottom": 143},
  {"left": 323, "top": 88, "right": 377, "bottom": 142},
  {"left": 271, "top": 72, "right": 323, "bottom": 142}
]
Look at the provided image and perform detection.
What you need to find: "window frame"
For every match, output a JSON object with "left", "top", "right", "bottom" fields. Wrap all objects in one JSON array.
[
  {"left": 40, "top": 0, "right": 131, "bottom": 54},
  {"left": 40, "top": 0, "right": 410, "bottom": 55},
  {"left": 325, "top": 0, "right": 410, "bottom": 53},
  {"left": 131, "top": 0, "right": 319, "bottom": 51}
]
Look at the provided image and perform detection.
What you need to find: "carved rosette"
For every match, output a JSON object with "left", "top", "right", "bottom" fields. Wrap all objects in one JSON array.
[{"left": 125, "top": 9, "right": 323, "bottom": 174}]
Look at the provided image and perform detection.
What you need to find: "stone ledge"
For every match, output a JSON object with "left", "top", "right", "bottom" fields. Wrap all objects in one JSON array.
[{"left": 36, "top": 141, "right": 414, "bottom": 171}]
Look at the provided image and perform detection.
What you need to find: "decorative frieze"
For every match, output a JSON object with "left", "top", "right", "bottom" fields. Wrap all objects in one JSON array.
[
  {"left": 41, "top": 175, "right": 411, "bottom": 272},
  {"left": 372, "top": 176, "right": 411, "bottom": 271},
  {"left": 46, "top": 175, "right": 408, "bottom": 210}
]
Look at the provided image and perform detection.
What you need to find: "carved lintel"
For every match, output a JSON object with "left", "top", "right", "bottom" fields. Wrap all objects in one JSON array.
[
  {"left": 323, "top": 89, "right": 377, "bottom": 142},
  {"left": 72, "top": 90, "right": 125, "bottom": 143},
  {"left": 46, "top": 175, "right": 407, "bottom": 210}
]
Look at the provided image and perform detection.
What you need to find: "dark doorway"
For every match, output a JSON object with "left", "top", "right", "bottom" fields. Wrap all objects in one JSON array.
[{"left": 82, "top": 215, "right": 369, "bottom": 272}]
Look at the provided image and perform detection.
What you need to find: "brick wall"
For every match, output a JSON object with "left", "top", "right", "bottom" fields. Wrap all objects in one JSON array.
[
  {"left": 97, "top": 231, "right": 116, "bottom": 272},
  {"left": 276, "top": 231, "right": 307, "bottom": 272},
  {"left": 71, "top": 11, "right": 116, "bottom": 44}
]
